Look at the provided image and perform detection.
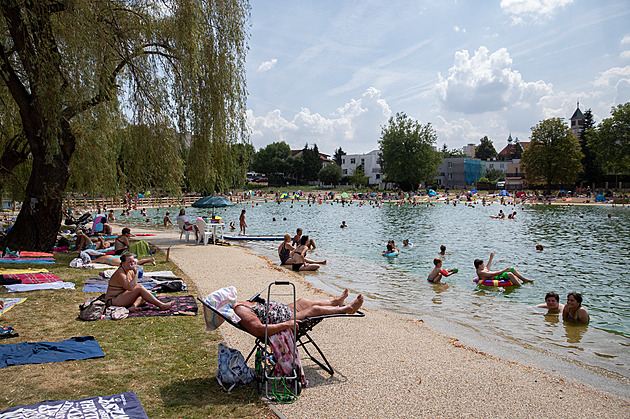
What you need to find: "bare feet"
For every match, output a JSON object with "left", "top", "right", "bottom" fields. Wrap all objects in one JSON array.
[
  {"left": 157, "top": 301, "right": 174, "bottom": 311},
  {"left": 128, "top": 305, "right": 141, "bottom": 313},
  {"left": 522, "top": 277, "right": 535, "bottom": 283},
  {"left": 332, "top": 289, "right": 349, "bottom": 306},
  {"left": 151, "top": 257, "right": 156, "bottom": 266},
  {"left": 346, "top": 294, "right": 363, "bottom": 314}
]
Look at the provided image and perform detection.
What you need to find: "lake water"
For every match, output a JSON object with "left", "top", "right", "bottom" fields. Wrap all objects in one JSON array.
[{"left": 126, "top": 198, "right": 630, "bottom": 393}]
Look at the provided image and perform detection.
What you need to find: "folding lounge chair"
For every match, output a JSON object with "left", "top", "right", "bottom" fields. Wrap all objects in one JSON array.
[{"left": 198, "top": 285, "right": 364, "bottom": 376}]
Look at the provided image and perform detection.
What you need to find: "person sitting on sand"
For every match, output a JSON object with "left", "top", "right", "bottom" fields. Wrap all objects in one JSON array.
[
  {"left": 290, "top": 235, "right": 324, "bottom": 271},
  {"left": 563, "top": 292, "right": 589, "bottom": 324},
  {"left": 104, "top": 253, "right": 172, "bottom": 312},
  {"left": 474, "top": 252, "right": 534, "bottom": 286},
  {"left": 278, "top": 234, "right": 325, "bottom": 266},
  {"left": 74, "top": 230, "right": 111, "bottom": 251},
  {"left": 233, "top": 289, "right": 363, "bottom": 337},
  {"left": 163, "top": 211, "right": 174, "bottom": 227},
  {"left": 427, "top": 258, "right": 456, "bottom": 283},
  {"left": 292, "top": 228, "right": 317, "bottom": 249},
  {"left": 536, "top": 292, "right": 564, "bottom": 315}
]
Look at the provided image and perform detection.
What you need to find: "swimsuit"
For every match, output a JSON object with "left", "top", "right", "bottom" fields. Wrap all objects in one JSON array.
[
  {"left": 495, "top": 267, "right": 514, "bottom": 281},
  {"left": 108, "top": 256, "right": 118, "bottom": 265},
  {"left": 279, "top": 243, "right": 291, "bottom": 264},
  {"left": 114, "top": 237, "right": 128, "bottom": 255},
  {"left": 427, "top": 277, "right": 435, "bottom": 282},
  {"left": 292, "top": 263, "right": 303, "bottom": 271},
  {"left": 237, "top": 301, "right": 293, "bottom": 324}
]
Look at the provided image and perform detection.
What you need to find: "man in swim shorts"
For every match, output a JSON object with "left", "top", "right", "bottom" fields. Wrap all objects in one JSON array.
[
  {"left": 474, "top": 252, "right": 534, "bottom": 286},
  {"left": 427, "top": 258, "right": 456, "bottom": 283}
]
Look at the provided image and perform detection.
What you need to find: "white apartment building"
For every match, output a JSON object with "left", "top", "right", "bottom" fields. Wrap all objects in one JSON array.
[{"left": 340, "top": 149, "right": 383, "bottom": 186}]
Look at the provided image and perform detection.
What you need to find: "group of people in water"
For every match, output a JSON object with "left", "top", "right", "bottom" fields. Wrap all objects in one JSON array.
[{"left": 278, "top": 228, "right": 326, "bottom": 271}]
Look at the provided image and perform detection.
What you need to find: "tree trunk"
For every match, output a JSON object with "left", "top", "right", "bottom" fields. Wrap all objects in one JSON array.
[{"left": 3, "top": 128, "right": 74, "bottom": 251}]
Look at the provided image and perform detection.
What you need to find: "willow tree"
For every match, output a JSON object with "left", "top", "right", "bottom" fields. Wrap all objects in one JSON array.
[{"left": 0, "top": 0, "right": 250, "bottom": 250}]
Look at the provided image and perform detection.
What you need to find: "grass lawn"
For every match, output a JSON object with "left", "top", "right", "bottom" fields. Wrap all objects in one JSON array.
[{"left": 0, "top": 248, "right": 273, "bottom": 418}]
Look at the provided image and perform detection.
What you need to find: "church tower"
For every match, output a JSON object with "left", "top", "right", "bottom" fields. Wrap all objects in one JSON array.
[{"left": 570, "top": 101, "right": 584, "bottom": 138}]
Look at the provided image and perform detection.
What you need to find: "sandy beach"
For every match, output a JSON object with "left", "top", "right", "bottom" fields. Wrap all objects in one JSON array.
[{"left": 132, "top": 226, "right": 628, "bottom": 418}]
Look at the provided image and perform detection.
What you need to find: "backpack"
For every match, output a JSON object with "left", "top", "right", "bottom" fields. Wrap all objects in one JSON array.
[
  {"left": 79, "top": 294, "right": 106, "bottom": 321},
  {"left": 216, "top": 343, "right": 254, "bottom": 391}
]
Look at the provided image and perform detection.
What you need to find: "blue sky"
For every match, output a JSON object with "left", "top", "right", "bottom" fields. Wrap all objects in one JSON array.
[{"left": 245, "top": 0, "right": 630, "bottom": 156}]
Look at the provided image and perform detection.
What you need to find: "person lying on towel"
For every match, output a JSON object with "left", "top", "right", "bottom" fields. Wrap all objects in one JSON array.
[
  {"left": 104, "top": 253, "right": 172, "bottom": 312},
  {"left": 233, "top": 289, "right": 363, "bottom": 337}
]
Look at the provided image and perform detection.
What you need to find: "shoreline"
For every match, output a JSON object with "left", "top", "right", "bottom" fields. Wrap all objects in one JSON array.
[{"left": 130, "top": 225, "right": 629, "bottom": 418}]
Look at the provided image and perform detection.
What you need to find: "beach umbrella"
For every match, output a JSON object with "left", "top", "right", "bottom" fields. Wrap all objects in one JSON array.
[
  {"left": 279, "top": 193, "right": 288, "bottom": 199},
  {"left": 516, "top": 192, "right": 527, "bottom": 198},
  {"left": 191, "top": 195, "right": 235, "bottom": 216},
  {"left": 341, "top": 192, "right": 350, "bottom": 199},
  {"left": 470, "top": 189, "right": 478, "bottom": 194},
  {"left": 499, "top": 190, "right": 510, "bottom": 196},
  {"left": 428, "top": 189, "right": 436, "bottom": 196}
]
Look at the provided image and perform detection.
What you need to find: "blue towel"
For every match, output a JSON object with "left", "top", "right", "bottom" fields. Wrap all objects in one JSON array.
[{"left": 0, "top": 336, "right": 104, "bottom": 368}]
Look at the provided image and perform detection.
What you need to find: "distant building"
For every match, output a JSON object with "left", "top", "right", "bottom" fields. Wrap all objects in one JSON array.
[
  {"left": 436, "top": 157, "right": 485, "bottom": 189},
  {"left": 570, "top": 101, "right": 584, "bottom": 138},
  {"left": 505, "top": 160, "right": 526, "bottom": 190},
  {"left": 462, "top": 143, "right": 476, "bottom": 157},
  {"left": 497, "top": 134, "right": 529, "bottom": 161},
  {"left": 291, "top": 149, "right": 334, "bottom": 166},
  {"left": 340, "top": 150, "right": 383, "bottom": 186}
]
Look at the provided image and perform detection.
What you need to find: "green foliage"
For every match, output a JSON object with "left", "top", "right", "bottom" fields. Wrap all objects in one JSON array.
[
  {"left": 334, "top": 147, "right": 346, "bottom": 166},
  {"left": 441, "top": 143, "right": 465, "bottom": 158},
  {"left": 478, "top": 177, "right": 490, "bottom": 183},
  {"left": 579, "top": 109, "right": 602, "bottom": 185},
  {"left": 299, "top": 143, "right": 323, "bottom": 182},
  {"left": 521, "top": 118, "right": 583, "bottom": 189},
  {"left": 475, "top": 136, "right": 497, "bottom": 160},
  {"left": 378, "top": 112, "right": 441, "bottom": 191},
  {"left": 252, "top": 141, "right": 291, "bottom": 180},
  {"left": 587, "top": 102, "right": 630, "bottom": 177},
  {"left": 319, "top": 163, "right": 343, "bottom": 185},
  {"left": 350, "top": 165, "right": 368, "bottom": 187},
  {"left": 485, "top": 168, "right": 506, "bottom": 182}
]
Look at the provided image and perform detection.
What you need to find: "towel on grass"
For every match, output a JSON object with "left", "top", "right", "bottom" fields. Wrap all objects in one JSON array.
[
  {"left": 0, "top": 258, "right": 55, "bottom": 264},
  {"left": 0, "top": 298, "right": 26, "bottom": 317},
  {"left": 127, "top": 295, "right": 197, "bottom": 317},
  {"left": 1, "top": 272, "right": 61, "bottom": 284},
  {"left": 19, "top": 251, "right": 54, "bottom": 258},
  {"left": 0, "top": 391, "right": 148, "bottom": 418},
  {"left": 4, "top": 282, "right": 75, "bottom": 292},
  {"left": 0, "top": 336, "right": 104, "bottom": 368},
  {"left": 0, "top": 268, "right": 48, "bottom": 275}
]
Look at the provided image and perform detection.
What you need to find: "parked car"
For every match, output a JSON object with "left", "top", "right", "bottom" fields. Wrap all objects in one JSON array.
[{"left": 253, "top": 177, "right": 268, "bottom": 183}]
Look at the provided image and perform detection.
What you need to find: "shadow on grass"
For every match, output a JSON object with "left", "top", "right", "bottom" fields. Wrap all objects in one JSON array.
[{"left": 160, "top": 377, "right": 259, "bottom": 408}]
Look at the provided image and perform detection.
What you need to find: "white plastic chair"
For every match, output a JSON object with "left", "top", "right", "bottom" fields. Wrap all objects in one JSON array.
[
  {"left": 177, "top": 218, "right": 192, "bottom": 242},
  {"left": 196, "top": 218, "right": 211, "bottom": 245}
]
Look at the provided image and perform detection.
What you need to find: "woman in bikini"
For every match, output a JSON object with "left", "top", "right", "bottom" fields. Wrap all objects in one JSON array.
[
  {"left": 290, "top": 235, "right": 326, "bottom": 271},
  {"left": 104, "top": 253, "right": 172, "bottom": 312},
  {"left": 114, "top": 227, "right": 131, "bottom": 255},
  {"left": 233, "top": 289, "right": 363, "bottom": 338},
  {"left": 562, "top": 292, "right": 589, "bottom": 324},
  {"left": 277, "top": 234, "right": 326, "bottom": 266}
]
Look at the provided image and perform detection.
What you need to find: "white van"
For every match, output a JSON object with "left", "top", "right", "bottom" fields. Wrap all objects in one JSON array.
[{"left": 496, "top": 181, "right": 505, "bottom": 188}]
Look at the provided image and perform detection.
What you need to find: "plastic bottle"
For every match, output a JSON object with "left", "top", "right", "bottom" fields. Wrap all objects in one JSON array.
[{"left": 255, "top": 349, "right": 262, "bottom": 372}]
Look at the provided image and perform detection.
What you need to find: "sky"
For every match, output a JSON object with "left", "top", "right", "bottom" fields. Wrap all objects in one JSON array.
[{"left": 244, "top": 0, "right": 630, "bottom": 156}]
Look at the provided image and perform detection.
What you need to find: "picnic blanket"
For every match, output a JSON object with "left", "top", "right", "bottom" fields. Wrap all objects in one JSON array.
[
  {"left": 1, "top": 272, "right": 61, "bottom": 284},
  {"left": 82, "top": 282, "right": 157, "bottom": 293},
  {"left": 0, "top": 336, "right": 104, "bottom": 368},
  {"left": 4, "top": 282, "right": 75, "bottom": 292},
  {"left": 0, "top": 257, "right": 55, "bottom": 264},
  {"left": 0, "top": 268, "right": 48, "bottom": 275},
  {"left": 0, "top": 298, "right": 26, "bottom": 317},
  {"left": 127, "top": 295, "right": 197, "bottom": 318},
  {"left": 19, "top": 251, "right": 54, "bottom": 258},
  {"left": 0, "top": 391, "right": 148, "bottom": 418}
]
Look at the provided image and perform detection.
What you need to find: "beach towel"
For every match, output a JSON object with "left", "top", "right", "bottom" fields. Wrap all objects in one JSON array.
[
  {"left": 0, "top": 268, "right": 49, "bottom": 275},
  {"left": 269, "top": 329, "right": 308, "bottom": 386},
  {"left": 0, "top": 298, "right": 26, "bottom": 317},
  {"left": 4, "top": 282, "right": 75, "bottom": 292},
  {"left": 0, "top": 258, "right": 55, "bottom": 264},
  {"left": 84, "top": 275, "right": 155, "bottom": 285},
  {"left": 202, "top": 286, "right": 241, "bottom": 331},
  {"left": 82, "top": 282, "right": 157, "bottom": 293},
  {"left": 128, "top": 240, "right": 152, "bottom": 258},
  {"left": 0, "top": 391, "right": 148, "bottom": 418},
  {"left": 0, "top": 336, "right": 104, "bottom": 368},
  {"left": 19, "top": 251, "right": 54, "bottom": 258},
  {"left": 2, "top": 272, "right": 61, "bottom": 284},
  {"left": 126, "top": 295, "right": 198, "bottom": 318}
]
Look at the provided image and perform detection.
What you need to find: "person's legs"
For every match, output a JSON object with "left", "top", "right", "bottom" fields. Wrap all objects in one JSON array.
[
  {"left": 512, "top": 268, "right": 534, "bottom": 282},
  {"left": 293, "top": 294, "right": 363, "bottom": 320},
  {"left": 304, "top": 257, "right": 326, "bottom": 264},
  {"left": 505, "top": 272, "right": 522, "bottom": 286},
  {"left": 74, "top": 235, "right": 89, "bottom": 250},
  {"left": 291, "top": 290, "right": 349, "bottom": 312},
  {"left": 299, "top": 263, "right": 320, "bottom": 271},
  {"left": 137, "top": 257, "right": 156, "bottom": 266},
  {"left": 110, "top": 284, "right": 173, "bottom": 312}
]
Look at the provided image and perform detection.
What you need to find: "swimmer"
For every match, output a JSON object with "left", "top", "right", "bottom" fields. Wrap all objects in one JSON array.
[
  {"left": 427, "top": 258, "right": 456, "bottom": 283},
  {"left": 535, "top": 243, "right": 544, "bottom": 251},
  {"left": 474, "top": 252, "right": 534, "bottom": 286},
  {"left": 438, "top": 245, "right": 450, "bottom": 256},
  {"left": 562, "top": 292, "right": 589, "bottom": 324},
  {"left": 535, "top": 292, "right": 564, "bottom": 315},
  {"left": 340, "top": 221, "right": 348, "bottom": 228},
  {"left": 402, "top": 239, "right": 413, "bottom": 246}
]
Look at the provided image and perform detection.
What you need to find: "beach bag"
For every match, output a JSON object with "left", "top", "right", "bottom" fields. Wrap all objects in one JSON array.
[
  {"left": 79, "top": 294, "right": 106, "bottom": 321},
  {"left": 216, "top": 343, "right": 254, "bottom": 391},
  {"left": 155, "top": 280, "right": 186, "bottom": 293}
]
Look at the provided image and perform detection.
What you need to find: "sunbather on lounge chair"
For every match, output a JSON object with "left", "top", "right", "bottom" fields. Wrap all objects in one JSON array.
[
  {"left": 233, "top": 289, "right": 363, "bottom": 338},
  {"left": 104, "top": 253, "right": 172, "bottom": 312}
]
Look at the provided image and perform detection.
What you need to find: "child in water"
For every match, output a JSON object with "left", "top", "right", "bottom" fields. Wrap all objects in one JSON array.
[{"left": 427, "top": 258, "right": 457, "bottom": 283}]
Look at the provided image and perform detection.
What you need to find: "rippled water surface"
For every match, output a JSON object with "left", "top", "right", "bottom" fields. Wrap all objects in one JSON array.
[{"left": 129, "top": 200, "right": 630, "bottom": 383}]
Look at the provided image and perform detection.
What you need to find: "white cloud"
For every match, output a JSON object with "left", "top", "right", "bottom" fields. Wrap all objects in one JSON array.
[
  {"left": 246, "top": 88, "right": 392, "bottom": 154},
  {"left": 453, "top": 26, "right": 466, "bottom": 33},
  {"left": 257, "top": 59, "right": 278, "bottom": 72},
  {"left": 435, "top": 46, "right": 553, "bottom": 114},
  {"left": 621, "top": 34, "right": 630, "bottom": 45},
  {"left": 593, "top": 66, "right": 630, "bottom": 87},
  {"left": 500, "top": 0, "right": 575, "bottom": 24},
  {"left": 621, "top": 51, "right": 630, "bottom": 60}
]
